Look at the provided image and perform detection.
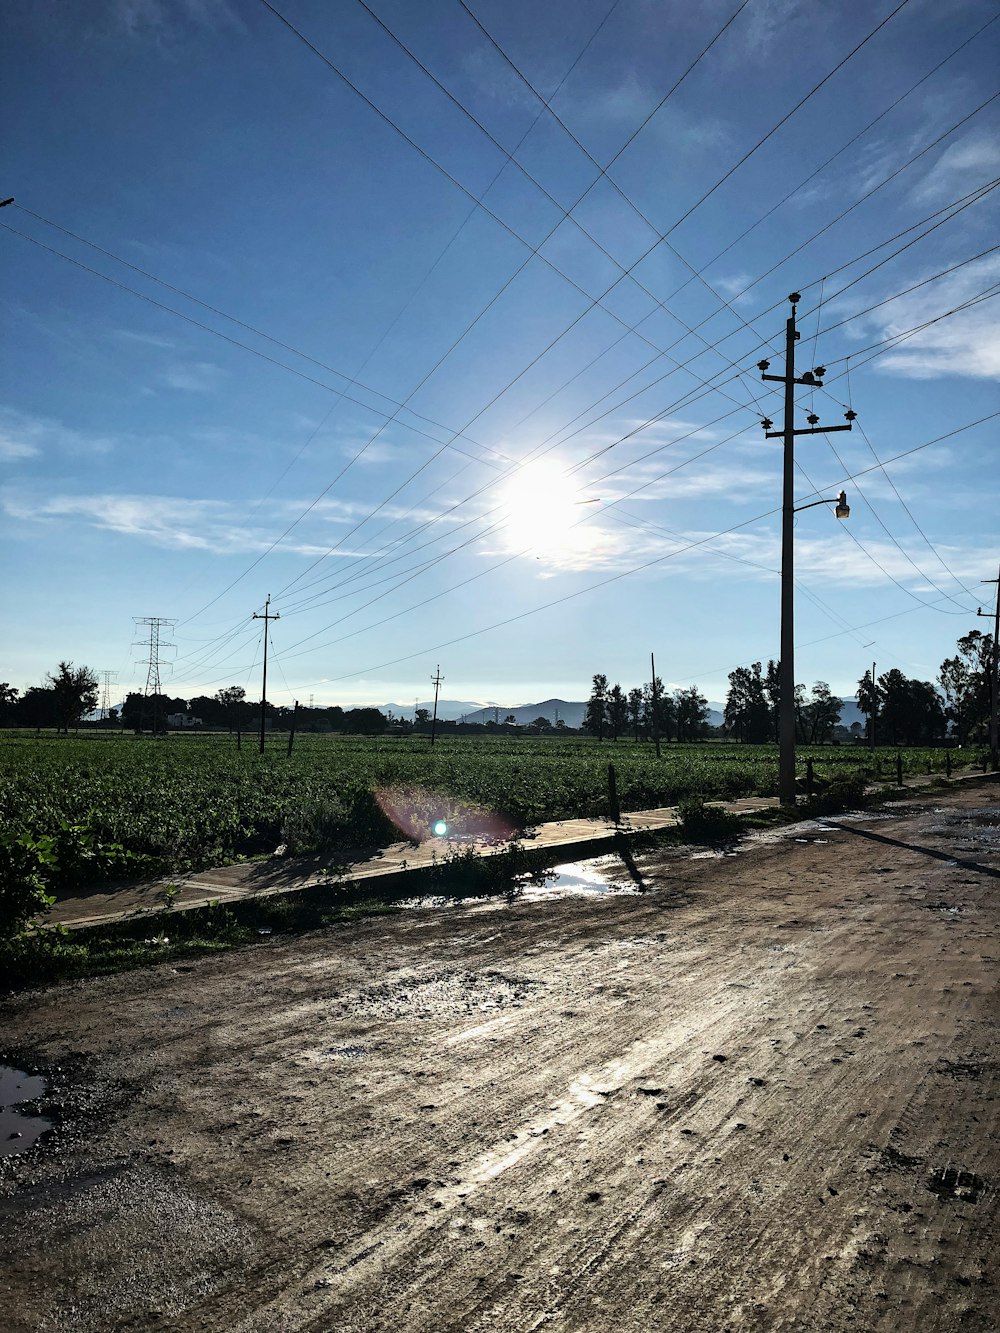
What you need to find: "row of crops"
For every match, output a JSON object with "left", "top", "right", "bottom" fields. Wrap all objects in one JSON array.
[{"left": 0, "top": 731, "right": 972, "bottom": 898}]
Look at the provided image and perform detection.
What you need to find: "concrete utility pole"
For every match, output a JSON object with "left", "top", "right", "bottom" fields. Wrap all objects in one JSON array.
[
  {"left": 978, "top": 565, "right": 1000, "bottom": 771},
  {"left": 760, "top": 294, "right": 856, "bottom": 805},
  {"left": 252, "top": 595, "right": 280, "bottom": 755},
  {"left": 430, "top": 665, "right": 443, "bottom": 746}
]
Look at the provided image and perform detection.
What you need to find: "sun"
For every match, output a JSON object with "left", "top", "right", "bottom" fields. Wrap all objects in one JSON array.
[{"left": 498, "top": 460, "right": 600, "bottom": 562}]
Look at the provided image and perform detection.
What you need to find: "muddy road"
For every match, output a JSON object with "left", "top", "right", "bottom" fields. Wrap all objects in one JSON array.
[{"left": 2, "top": 782, "right": 997, "bottom": 1332}]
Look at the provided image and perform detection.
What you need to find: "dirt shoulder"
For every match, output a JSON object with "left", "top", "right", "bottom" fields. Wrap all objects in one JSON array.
[{"left": 2, "top": 781, "right": 997, "bottom": 1332}]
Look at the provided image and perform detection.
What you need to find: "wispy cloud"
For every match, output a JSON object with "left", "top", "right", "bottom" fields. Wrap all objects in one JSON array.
[
  {"left": 856, "top": 256, "right": 1000, "bottom": 380},
  {"left": 0, "top": 406, "right": 117, "bottom": 459},
  {"left": 159, "top": 360, "right": 223, "bottom": 392},
  {"left": 910, "top": 131, "right": 1000, "bottom": 206}
]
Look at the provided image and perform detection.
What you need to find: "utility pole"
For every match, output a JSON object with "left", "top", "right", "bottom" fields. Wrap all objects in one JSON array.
[
  {"left": 978, "top": 564, "right": 1000, "bottom": 772},
  {"left": 870, "top": 660, "right": 876, "bottom": 752},
  {"left": 133, "top": 617, "right": 175, "bottom": 736},
  {"left": 759, "top": 293, "right": 856, "bottom": 805},
  {"left": 430, "top": 664, "right": 443, "bottom": 746},
  {"left": 252, "top": 595, "right": 280, "bottom": 755}
]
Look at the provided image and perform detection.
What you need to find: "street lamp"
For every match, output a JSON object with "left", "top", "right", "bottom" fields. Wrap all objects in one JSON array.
[{"left": 795, "top": 490, "right": 850, "bottom": 520}]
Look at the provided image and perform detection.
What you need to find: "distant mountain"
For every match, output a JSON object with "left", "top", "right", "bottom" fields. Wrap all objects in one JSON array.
[
  {"left": 373, "top": 696, "right": 863, "bottom": 730},
  {"left": 379, "top": 699, "right": 488, "bottom": 723}
]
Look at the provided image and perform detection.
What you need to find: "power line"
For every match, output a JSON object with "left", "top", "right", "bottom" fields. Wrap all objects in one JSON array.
[{"left": 182, "top": 407, "right": 999, "bottom": 693}]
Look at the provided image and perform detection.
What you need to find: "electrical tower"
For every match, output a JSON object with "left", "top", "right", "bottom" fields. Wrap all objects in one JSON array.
[
  {"left": 133, "top": 617, "right": 176, "bottom": 735},
  {"left": 98, "top": 670, "right": 118, "bottom": 722}
]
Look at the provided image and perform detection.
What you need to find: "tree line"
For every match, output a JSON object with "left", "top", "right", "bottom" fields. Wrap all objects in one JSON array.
[
  {"left": 582, "top": 673, "right": 711, "bottom": 741},
  {"left": 723, "top": 627, "right": 995, "bottom": 747}
]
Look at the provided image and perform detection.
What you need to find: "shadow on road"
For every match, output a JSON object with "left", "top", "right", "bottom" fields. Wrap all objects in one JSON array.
[{"left": 825, "top": 821, "right": 1000, "bottom": 880}]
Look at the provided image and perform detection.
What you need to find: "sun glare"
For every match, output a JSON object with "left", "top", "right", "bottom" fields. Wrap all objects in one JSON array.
[{"left": 499, "top": 460, "right": 599, "bottom": 563}]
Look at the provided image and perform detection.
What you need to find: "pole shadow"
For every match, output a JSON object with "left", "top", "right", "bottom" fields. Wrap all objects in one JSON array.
[{"left": 823, "top": 821, "right": 1000, "bottom": 881}]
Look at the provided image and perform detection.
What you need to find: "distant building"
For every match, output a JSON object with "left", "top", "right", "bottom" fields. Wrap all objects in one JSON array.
[{"left": 166, "top": 713, "right": 203, "bottom": 728}]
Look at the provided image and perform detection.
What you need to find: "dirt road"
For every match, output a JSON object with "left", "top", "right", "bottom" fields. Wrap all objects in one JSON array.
[{"left": 2, "top": 782, "right": 997, "bottom": 1331}]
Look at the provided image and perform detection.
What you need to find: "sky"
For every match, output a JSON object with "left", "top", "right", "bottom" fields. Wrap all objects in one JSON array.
[{"left": 1, "top": 0, "right": 998, "bottom": 712}]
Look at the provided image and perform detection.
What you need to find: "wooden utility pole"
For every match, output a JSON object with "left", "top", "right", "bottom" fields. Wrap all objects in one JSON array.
[
  {"left": 286, "top": 700, "right": 300, "bottom": 757},
  {"left": 978, "top": 565, "right": 1000, "bottom": 772},
  {"left": 759, "top": 295, "right": 855, "bottom": 805},
  {"left": 870, "top": 659, "right": 876, "bottom": 752},
  {"left": 252, "top": 595, "right": 280, "bottom": 755},
  {"left": 430, "top": 665, "right": 443, "bottom": 746}
]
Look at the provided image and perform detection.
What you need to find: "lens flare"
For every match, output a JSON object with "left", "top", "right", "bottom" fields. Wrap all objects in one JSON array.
[{"left": 433, "top": 820, "right": 448, "bottom": 837}]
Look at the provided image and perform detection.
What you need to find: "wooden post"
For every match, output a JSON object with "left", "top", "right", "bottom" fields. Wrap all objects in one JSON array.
[
  {"left": 236, "top": 728, "right": 241, "bottom": 752},
  {"left": 287, "top": 701, "right": 300, "bottom": 757},
  {"left": 806, "top": 758, "right": 814, "bottom": 795},
  {"left": 607, "top": 762, "right": 621, "bottom": 825},
  {"left": 896, "top": 752, "right": 903, "bottom": 786},
  {"left": 946, "top": 750, "right": 952, "bottom": 777}
]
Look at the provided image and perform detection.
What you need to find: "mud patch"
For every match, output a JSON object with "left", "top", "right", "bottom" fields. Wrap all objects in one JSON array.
[
  {"left": 0, "top": 1164, "right": 256, "bottom": 1331},
  {"left": 341, "top": 968, "right": 541, "bottom": 1021},
  {"left": 927, "top": 1167, "right": 986, "bottom": 1204}
]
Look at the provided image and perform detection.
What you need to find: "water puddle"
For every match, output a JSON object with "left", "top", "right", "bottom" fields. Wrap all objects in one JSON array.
[
  {"left": 517, "top": 859, "right": 640, "bottom": 902},
  {"left": 0, "top": 1065, "right": 52, "bottom": 1158},
  {"left": 398, "top": 855, "right": 641, "bottom": 911}
]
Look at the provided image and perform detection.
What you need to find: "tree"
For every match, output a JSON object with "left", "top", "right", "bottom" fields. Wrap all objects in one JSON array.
[
  {"left": 876, "top": 669, "right": 946, "bottom": 746},
  {"left": 643, "top": 675, "right": 673, "bottom": 742},
  {"left": 414, "top": 708, "right": 431, "bottom": 726},
  {"left": 531, "top": 716, "right": 551, "bottom": 731},
  {"left": 343, "top": 707, "right": 388, "bottom": 735},
  {"left": 724, "top": 662, "right": 770, "bottom": 743},
  {"left": 627, "top": 686, "right": 644, "bottom": 741},
  {"left": 802, "top": 681, "right": 842, "bottom": 743},
  {"left": 674, "top": 686, "right": 709, "bottom": 741},
  {"left": 0, "top": 683, "right": 18, "bottom": 726},
  {"left": 607, "top": 684, "right": 628, "bottom": 741},
  {"left": 583, "top": 674, "right": 608, "bottom": 740},
  {"left": 503, "top": 714, "right": 518, "bottom": 726},
  {"left": 940, "top": 630, "right": 993, "bottom": 743},
  {"left": 215, "top": 685, "right": 248, "bottom": 732},
  {"left": 857, "top": 668, "right": 879, "bottom": 744},
  {"left": 764, "top": 659, "right": 781, "bottom": 742},
  {"left": 46, "top": 661, "right": 98, "bottom": 734},
  {"left": 14, "top": 686, "right": 57, "bottom": 730}
]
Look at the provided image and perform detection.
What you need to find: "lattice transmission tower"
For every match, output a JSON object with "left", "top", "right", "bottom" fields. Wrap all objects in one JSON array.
[
  {"left": 133, "top": 617, "right": 176, "bottom": 734},
  {"left": 98, "top": 670, "right": 118, "bottom": 723}
]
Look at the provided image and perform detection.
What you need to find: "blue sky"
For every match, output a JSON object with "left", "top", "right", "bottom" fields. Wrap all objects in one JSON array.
[{"left": 1, "top": 0, "right": 997, "bottom": 710}]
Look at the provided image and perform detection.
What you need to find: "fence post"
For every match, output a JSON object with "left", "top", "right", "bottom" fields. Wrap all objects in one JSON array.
[
  {"left": 946, "top": 750, "right": 952, "bottom": 777},
  {"left": 287, "top": 701, "right": 300, "bottom": 758},
  {"left": 236, "top": 728, "right": 241, "bottom": 751},
  {"left": 896, "top": 752, "right": 903, "bottom": 786},
  {"left": 607, "top": 762, "right": 621, "bottom": 825},
  {"left": 806, "top": 758, "right": 814, "bottom": 795}
]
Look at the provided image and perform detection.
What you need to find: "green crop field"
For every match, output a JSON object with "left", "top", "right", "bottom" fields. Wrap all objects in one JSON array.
[{"left": 0, "top": 731, "right": 974, "bottom": 903}]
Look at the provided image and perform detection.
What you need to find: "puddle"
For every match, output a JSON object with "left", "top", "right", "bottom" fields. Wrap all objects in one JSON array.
[
  {"left": 517, "top": 860, "right": 640, "bottom": 901},
  {"left": 0, "top": 1065, "right": 52, "bottom": 1158},
  {"left": 398, "top": 855, "right": 641, "bottom": 911},
  {"left": 321, "top": 1045, "right": 368, "bottom": 1060}
]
